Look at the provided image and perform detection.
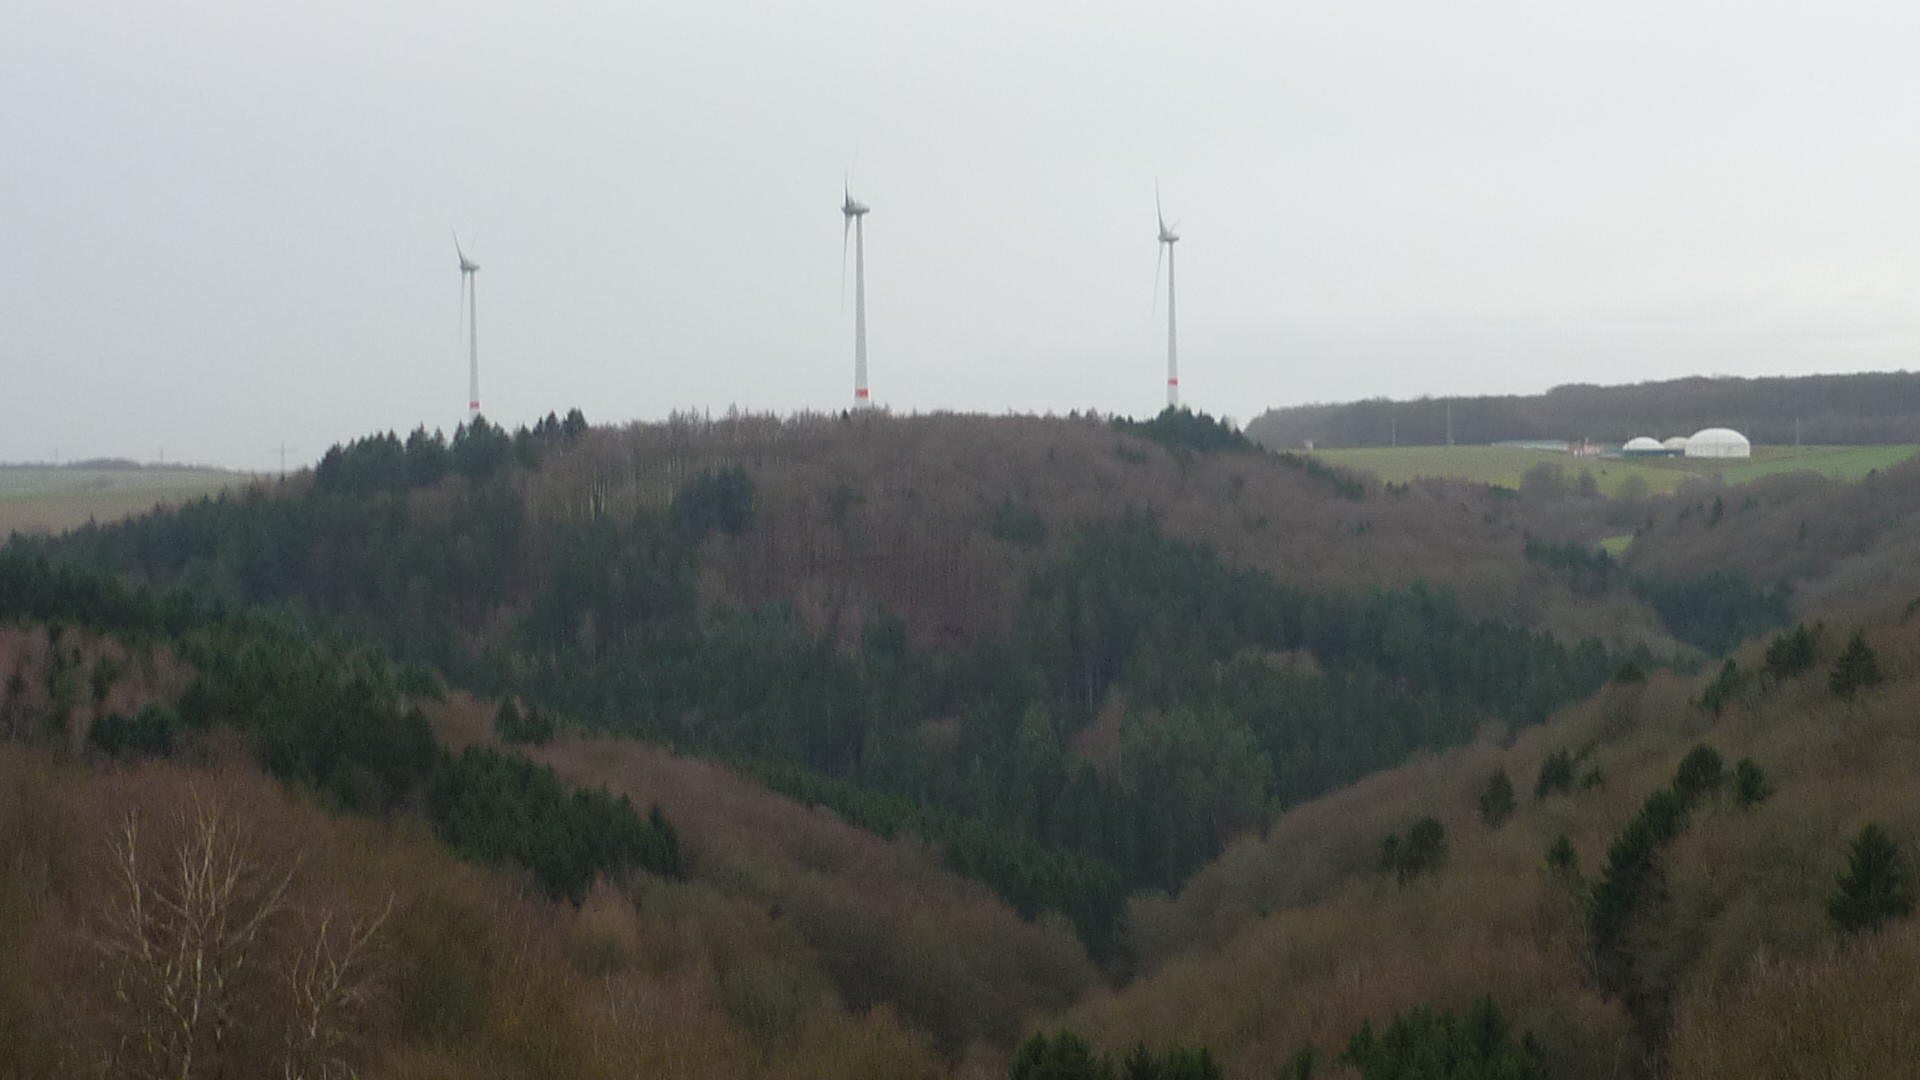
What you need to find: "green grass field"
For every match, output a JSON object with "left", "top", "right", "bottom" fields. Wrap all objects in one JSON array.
[
  {"left": 0, "top": 465, "right": 252, "bottom": 536},
  {"left": 1308, "top": 444, "right": 1920, "bottom": 498}
]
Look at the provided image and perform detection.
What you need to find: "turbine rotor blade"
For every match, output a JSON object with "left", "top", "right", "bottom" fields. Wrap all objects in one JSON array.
[{"left": 1153, "top": 241, "right": 1165, "bottom": 316}]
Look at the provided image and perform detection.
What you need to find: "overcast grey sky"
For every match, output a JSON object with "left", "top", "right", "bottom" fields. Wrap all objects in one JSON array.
[{"left": 6, "top": 1, "right": 1920, "bottom": 468}]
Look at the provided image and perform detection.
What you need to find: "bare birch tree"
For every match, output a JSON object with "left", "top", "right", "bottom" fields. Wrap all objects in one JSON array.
[
  {"left": 98, "top": 798, "right": 292, "bottom": 1080},
  {"left": 279, "top": 900, "right": 390, "bottom": 1080}
]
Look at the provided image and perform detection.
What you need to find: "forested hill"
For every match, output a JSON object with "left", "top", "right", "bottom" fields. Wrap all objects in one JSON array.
[
  {"left": 16, "top": 408, "right": 1619, "bottom": 960},
  {"left": 1246, "top": 370, "right": 1920, "bottom": 449}
]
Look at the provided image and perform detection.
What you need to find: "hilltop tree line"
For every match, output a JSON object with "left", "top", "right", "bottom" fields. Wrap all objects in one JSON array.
[
  {"left": 20, "top": 419, "right": 1614, "bottom": 958},
  {"left": 1246, "top": 371, "right": 1920, "bottom": 448}
]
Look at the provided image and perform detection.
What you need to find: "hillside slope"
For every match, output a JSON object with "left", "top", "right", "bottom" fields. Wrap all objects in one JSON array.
[
  {"left": 0, "top": 606, "right": 1087, "bottom": 1077},
  {"left": 1054, "top": 590, "right": 1920, "bottom": 1079},
  {"left": 0, "top": 738, "right": 960, "bottom": 1080},
  {"left": 1622, "top": 454, "right": 1920, "bottom": 615},
  {"left": 7, "top": 410, "right": 1920, "bottom": 1078},
  {"left": 20, "top": 411, "right": 1651, "bottom": 953}
]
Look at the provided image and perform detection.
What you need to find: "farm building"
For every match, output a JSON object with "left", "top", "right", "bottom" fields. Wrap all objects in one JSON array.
[
  {"left": 1621, "top": 436, "right": 1669, "bottom": 457},
  {"left": 1684, "top": 427, "right": 1751, "bottom": 459},
  {"left": 1662, "top": 436, "right": 1689, "bottom": 452}
]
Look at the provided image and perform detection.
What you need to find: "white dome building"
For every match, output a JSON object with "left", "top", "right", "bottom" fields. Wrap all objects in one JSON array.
[
  {"left": 1662, "top": 436, "right": 1689, "bottom": 452},
  {"left": 1622, "top": 436, "right": 1667, "bottom": 457},
  {"left": 1684, "top": 427, "right": 1751, "bottom": 459}
]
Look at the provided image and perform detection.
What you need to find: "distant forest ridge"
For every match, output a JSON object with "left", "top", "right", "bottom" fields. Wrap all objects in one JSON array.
[{"left": 1245, "top": 371, "right": 1920, "bottom": 449}]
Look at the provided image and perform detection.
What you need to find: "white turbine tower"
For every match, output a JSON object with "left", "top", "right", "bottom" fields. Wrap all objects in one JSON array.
[
  {"left": 454, "top": 232, "right": 481, "bottom": 419},
  {"left": 1154, "top": 188, "right": 1182, "bottom": 410},
  {"left": 841, "top": 179, "right": 872, "bottom": 407}
]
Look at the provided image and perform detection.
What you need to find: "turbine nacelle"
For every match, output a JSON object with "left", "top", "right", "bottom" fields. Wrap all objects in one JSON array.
[
  {"left": 453, "top": 232, "right": 481, "bottom": 273},
  {"left": 841, "top": 194, "right": 870, "bottom": 218}
]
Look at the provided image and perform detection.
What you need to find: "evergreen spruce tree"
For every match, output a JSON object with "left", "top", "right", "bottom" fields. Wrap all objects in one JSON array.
[
  {"left": 1829, "top": 824, "right": 1914, "bottom": 933},
  {"left": 1534, "top": 750, "right": 1574, "bottom": 799},
  {"left": 1828, "top": 631, "right": 1884, "bottom": 701},
  {"left": 1547, "top": 834, "right": 1577, "bottom": 875},
  {"left": 494, "top": 697, "right": 525, "bottom": 742},
  {"left": 1673, "top": 745, "right": 1725, "bottom": 809},
  {"left": 1762, "top": 623, "right": 1817, "bottom": 681},
  {"left": 1012, "top": 1032, "right": 1114, "bottom": 1080},
  {"left": 1479, "top": 768, "right": 1516, "bottom": 828},
  {"left": 1121, "top": 1043, "right": 1158, "bottom": 1080},
  {"left": 1733, "top": 758, "right": 1770, "bottom": 808},
  {"left": 1698, "top": 658, "right": 1746, "bottom": 717}
]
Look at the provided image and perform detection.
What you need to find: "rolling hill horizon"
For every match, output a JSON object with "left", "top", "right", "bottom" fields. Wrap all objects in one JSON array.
[{"left": 2, "top": 403, "right": 1917, "bottom": 1079}]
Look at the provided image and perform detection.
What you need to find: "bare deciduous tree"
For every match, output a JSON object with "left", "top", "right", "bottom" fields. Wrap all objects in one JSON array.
[
  {"left": 98, "top": 797, "right": 292, "bottom": 1080},
  {"left": 280, "top": 900, "right": 390, "bottom": 1080}
]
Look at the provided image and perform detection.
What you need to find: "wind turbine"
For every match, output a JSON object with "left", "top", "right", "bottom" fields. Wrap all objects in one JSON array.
[
  {"left": 1154, "top": 188, "right": 1183, "bottom": 410},
  {"left": 841, "top": 177, "right": 872, "bottom": 407},
  {"left": 454, "top": 232, "right": 481, "bottom": 419}
]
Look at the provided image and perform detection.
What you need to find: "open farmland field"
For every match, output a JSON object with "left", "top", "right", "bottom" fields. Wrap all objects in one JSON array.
[
  {"left": 1311, "top": 443, "right": 1920, "bottom": 496},
  {"left": 0, "top": 464, "right": 252, "bottom": 536},
  {"left": 1715, "top": 443, "right": 1920, "bottom": 484}
]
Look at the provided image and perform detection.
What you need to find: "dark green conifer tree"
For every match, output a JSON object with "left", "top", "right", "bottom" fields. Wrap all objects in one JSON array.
[
  {"left": 1698, "top": 658, "right": 1746, "bottom": 717},
  {"left": 1479, "top": 768, "right": 1516, "bottom": 828},
  {"left": 1276, "top": 1046, "right": 1316, "bottom": 1080},
  {"left": 1762, "top": 623, "right": 1817, "bottom": 681},
  {"left": 1673, "top": 745, "right": 1724, "bottom": 809},
  {"left": 1547, "top": 833, "right": 1578, "bottom": 875},
  {"left": 1733, "top": 758, "right": 1770, "bottom": 808},
  {"left": 1534, "top": 750, "right": 1574, "bottom": 800},
  {"left": 1011, "top": 1032, "right": 1114, "bottom": 1080},
  {"left": 1829, "top": 824, "right": 1914, "bottom": 934},
  {"left": 1828, "top": 631, "right": 1883, "bottom": 701}
]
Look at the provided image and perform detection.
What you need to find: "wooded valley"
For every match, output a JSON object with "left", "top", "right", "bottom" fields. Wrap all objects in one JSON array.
[{"left": 4, "top": 406, "right": 1918, "bottom": 1079}]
